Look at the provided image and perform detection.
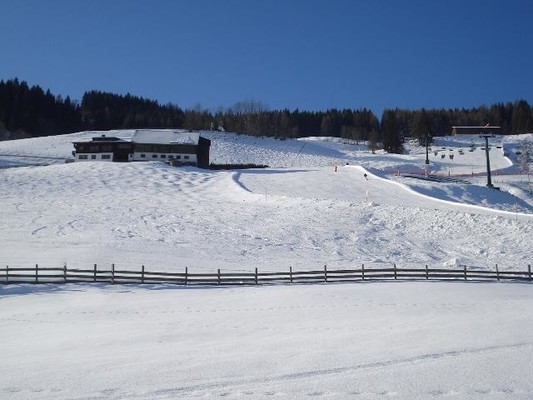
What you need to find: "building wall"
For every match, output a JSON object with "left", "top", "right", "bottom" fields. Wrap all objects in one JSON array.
[
  {"left": 76, "top": 153, "right": 114, "bottom": 161},
  {"left": 73, "top": 135, "right": 209, "bottom": 167},
  {"left": 130, "top": 152, "right": 198, "bottom": 163},
  {"left": 197, "top": 137, "right": 211, "bottom": 168}
]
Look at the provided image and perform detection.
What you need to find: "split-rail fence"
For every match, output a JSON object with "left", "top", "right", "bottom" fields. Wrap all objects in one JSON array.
[{"left": 1, "top": 264, "right": 532, "bottom": 286}]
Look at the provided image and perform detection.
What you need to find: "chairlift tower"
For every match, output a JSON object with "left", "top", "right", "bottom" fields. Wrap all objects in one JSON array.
[
  {"left": 451, "top": 125, "right": 501, "bottom": 188},
  {"left": 480, "top": 132, "right": 495, "bottom": 188},
  {"left": 425, "top": 132, "right": 430, "bottom": 165}
]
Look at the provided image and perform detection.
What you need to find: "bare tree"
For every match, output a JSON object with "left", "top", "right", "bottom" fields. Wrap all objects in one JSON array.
[{"left": 518, "top": 138, "right": 533, "bottom": 173}]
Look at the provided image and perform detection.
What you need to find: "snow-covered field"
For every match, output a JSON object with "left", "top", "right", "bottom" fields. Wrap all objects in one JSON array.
[
  {"left": 1, "top": 130, "right": 532, "bottom": 399},
  {"left": 2, "top": 282, "right": 533, "bottom": 400},
  {"left": 0, "top": 130, "right": 531, "bottom": 271}
]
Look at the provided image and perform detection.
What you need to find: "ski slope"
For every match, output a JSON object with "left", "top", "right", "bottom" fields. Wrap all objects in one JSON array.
[
  {"left": 0, "top": 130, "right": 531, "bottom": 271},
  {"left": 1, "top": 130, "right": 533, "bottom": 399}
]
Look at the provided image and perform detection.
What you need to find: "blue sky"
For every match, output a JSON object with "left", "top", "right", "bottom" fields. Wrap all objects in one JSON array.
[{"left": 1, "top": 0, "right": 532, "bottom": 116}]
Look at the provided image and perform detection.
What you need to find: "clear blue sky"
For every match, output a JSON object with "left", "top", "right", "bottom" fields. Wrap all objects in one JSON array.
[{"left": 1, "top": 0, "right": 532, "bottom": 116}]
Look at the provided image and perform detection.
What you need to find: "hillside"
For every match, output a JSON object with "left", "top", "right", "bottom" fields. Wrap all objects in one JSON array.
[
  {"left": 1, "top": 130, "right": 533, "bottom": 400},
  {"left": 0, "top": 130, "right": 531, "bottom": 271}
]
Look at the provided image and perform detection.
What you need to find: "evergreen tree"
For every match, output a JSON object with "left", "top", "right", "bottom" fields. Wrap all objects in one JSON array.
[
  {"left": 411, "top": 109, "right": 433, "bottom": 146},
  {"left": 511, "top": 100, "right": 532, "bottom": 134},
  {"left": 381, "top": 109, "right": 403, "bottom": 153}
]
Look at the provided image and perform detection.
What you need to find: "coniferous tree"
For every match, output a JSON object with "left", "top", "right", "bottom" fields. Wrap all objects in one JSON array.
[
  {"left": 411, "top": 109, "right": 434, "bottom": 146},
  {"left": 381, "top": 109, "right": 404, "bottom": 153},
  {"left": 511, "top": 100, "right": 532, "bottom": 134},
  {"left": 2, "top": 77, "right": 533, "bottom": 141}
]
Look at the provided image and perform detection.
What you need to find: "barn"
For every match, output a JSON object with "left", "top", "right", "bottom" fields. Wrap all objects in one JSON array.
[{"left": 72, "top": 130, "right": 211, "bottom": 168}]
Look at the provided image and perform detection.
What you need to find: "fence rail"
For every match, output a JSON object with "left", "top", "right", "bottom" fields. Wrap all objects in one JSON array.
[{"left": 1, "top": 264, "right": 532, "bottom": 286}]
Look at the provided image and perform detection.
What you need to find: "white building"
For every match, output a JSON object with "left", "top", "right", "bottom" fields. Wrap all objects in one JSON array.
[{"left": 72, "top": 130, "right": 211, "bottom": 168}]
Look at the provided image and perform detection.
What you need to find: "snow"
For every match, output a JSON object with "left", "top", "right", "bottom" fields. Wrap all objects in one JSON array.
[
  {"left": 0, "top": 130, "right": 532, "bottom": 398},
  {"left": 131, "top": 129, "right": 200, "bottom": 144},
  {"left": 0, "top": 130, "right": 531, "bottom": 270},
  {"left": 1, "top": 282, "right": 533, "bottom": 399}
]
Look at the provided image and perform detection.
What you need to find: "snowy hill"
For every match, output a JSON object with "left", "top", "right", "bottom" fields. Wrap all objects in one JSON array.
[
  {"left": 0, "top": 130, "right": 531, "bottom": 271},
  {"left": 1, "top": 130, "right": 533, "bottom": 400}
]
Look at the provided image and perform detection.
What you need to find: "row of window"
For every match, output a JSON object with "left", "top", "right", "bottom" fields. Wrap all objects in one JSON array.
[
  {"left": 76, "top": 143, "right": 131, "bottom": 152},
  {"left": 78, "top": 154, "right": 111, "bottom": 160},
  {"left": 138, "top": 154, "right": 190, "bottom": 160},
  {"left": 135, "top": 144, "right": 194, "bottom": 153},
  {"left": 77, "top": 153, "right": 192, "bottom": 161}
]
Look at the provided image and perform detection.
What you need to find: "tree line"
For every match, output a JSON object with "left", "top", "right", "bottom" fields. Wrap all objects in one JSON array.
[
  {"left": 0, "top": 78, "right": 82, "bottom": 138},
  {"left": 1, "top": 78, "right": 532, "bottom": 153}
]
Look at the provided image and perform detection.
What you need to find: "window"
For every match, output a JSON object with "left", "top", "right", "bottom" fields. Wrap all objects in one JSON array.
[
  {"left": 101, "top": 154, "right": 111, "bottom": 160},
  {"left": 152, "top": 154, "right": 158, "bottom": 158},
  {"left": 78, "top": 155, "right": 88, "bottom": 160},
  {"left": 184, "top": 155, "right": 190, "bottom": 160},
  {"left": 140, "top": 154, "right": 146, "bottom": 158},
  {"left": 168, "top": 155, "right": 174, "bottom": 159},
  {"left": 91, "top": 155, "right": 97, "bottom": 160},
  {"left": 161, "top": 154, "right": 166, "bottom": 158}
]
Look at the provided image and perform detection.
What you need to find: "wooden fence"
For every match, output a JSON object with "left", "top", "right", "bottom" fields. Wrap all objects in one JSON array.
[{"left": 1, "top": 264, "right": 532, "bottom": 286}]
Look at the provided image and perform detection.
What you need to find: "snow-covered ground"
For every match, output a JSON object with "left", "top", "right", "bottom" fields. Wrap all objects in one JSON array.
[
  {"left": 1, "top": 130, "right": 532, "bottom": 399},
  {"left": 2, "top": 282, "right": 533, "bottom": 399},
  {"left": 0, "top": 130, "right": 531, "bottom": 271}
]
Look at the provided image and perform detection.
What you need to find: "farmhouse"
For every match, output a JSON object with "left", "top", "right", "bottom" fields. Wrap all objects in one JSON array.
[
  {"left": 72, "top": 130, "right": 211, "bottom": 168},
  {"left": 72, "top": 135, "right": 132, "bottom": 162}
]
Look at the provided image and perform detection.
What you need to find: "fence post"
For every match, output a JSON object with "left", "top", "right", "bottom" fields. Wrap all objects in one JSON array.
[
  {"left": 35, "top": 264, "right": 39, "bottom": 284},
  {"left": 64, "top": 264, "right": 67, "bottom": 283},
  {"left": 463, "top": 265, "right": 467, "bottom": 280},
  {"left": 425, "top": 264, "right": 429, "bottom": 280},
  {"left": 362, "top": 264, "right": 365, "bottom": 281},
  {"left": 141, "top": 265, "right": 145, "bottom": 284},
  {"left": 495, "top": 264, "right": 500, "bottom": 281},
  {"left": 111, "top": 263, "right": 115, "bottom": 284},
  {"left": 529, "top": 264, "right": 531, "bottom": 281},
  {"left": 255, "top": 268, "right": 258, "bottom": 285},
  {"left": 393, "top": 263, "right": 397, "bottom": 280},
  {"left": 184, "top": 267, "right": 187, "bottom": 286},
  {"left": 93, "top": 264, "right": 97, "bottom": 282},
  {"left": 217, "top": 269, "right": 221, "bottom": 285},
  {"left": 324, "top": 264, "right": 328, "bottom": 283}
]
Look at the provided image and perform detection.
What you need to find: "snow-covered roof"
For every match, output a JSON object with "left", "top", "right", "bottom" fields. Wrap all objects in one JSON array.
[
  {"left": 132, "top": 130, "right": 200, "bottom": 145},
  {"left": 72, "top": 135, "right": 129, "bottom": 143}
]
